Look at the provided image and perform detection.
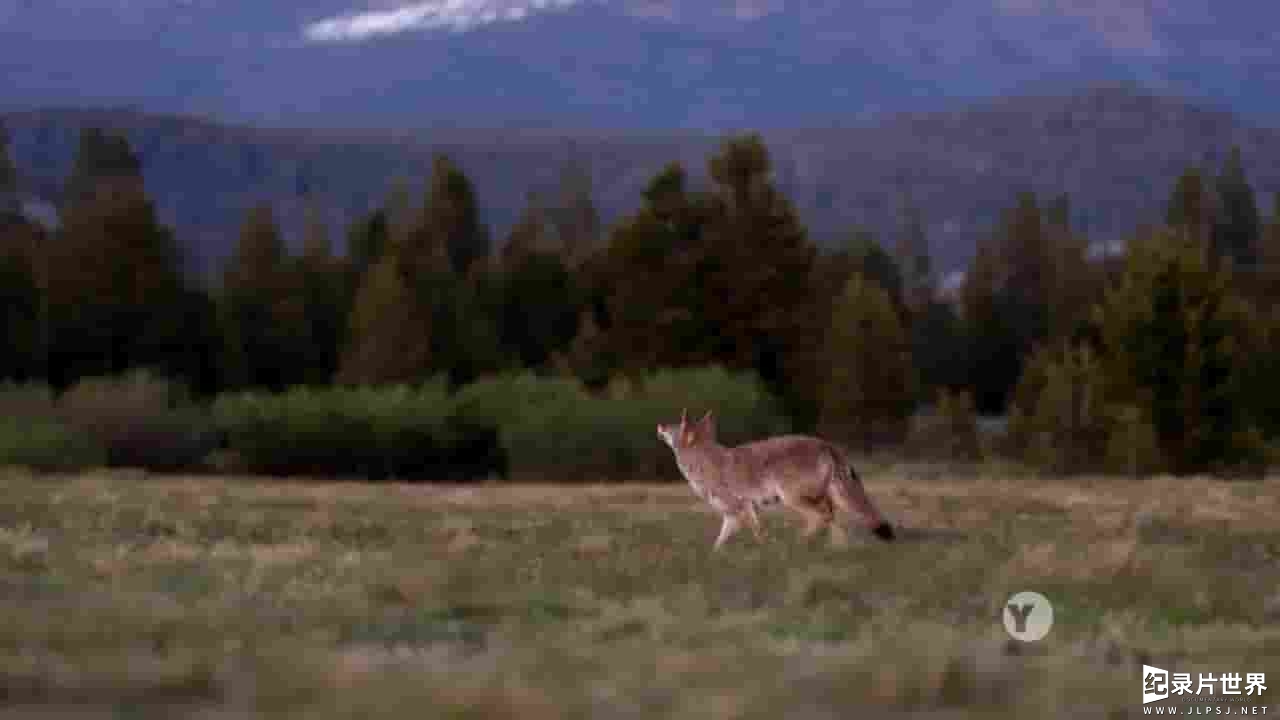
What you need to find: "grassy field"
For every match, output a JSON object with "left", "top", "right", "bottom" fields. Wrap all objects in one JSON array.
[{"left": 0, "top": 462, "right": 1277, "bottom": 719}]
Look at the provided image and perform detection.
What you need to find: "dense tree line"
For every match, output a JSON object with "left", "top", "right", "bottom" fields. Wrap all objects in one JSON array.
[{"left": 2, "top": 121, "right": 1279, "bottom": 475}]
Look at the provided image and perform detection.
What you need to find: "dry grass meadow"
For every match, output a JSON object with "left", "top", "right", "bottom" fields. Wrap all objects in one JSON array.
[{"left": 0, "top": 461, "right": 1277, "bottom": 718}]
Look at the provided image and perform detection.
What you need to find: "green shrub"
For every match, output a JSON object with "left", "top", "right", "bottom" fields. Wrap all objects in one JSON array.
[
  {"left": 455, "top": 366, "right": 792, "bottom": 482},
  {"left": 213, "top": 380, "right": 505, "bottom": 480},
  {"left": 1004, "top": 344, "right": 1113, "bottom": 475},
  {"left": 901, "top": 388, "right": 984, "bottom": 463},
  {"left": 209, "top": 366, "right": 788, "bottom": 482},
  {"left": 57, "top": 370, "right": 219, "bottom": 472},
  {"left": 0, "top": 415, "right": 106, "bottom": 471},
  {"left": 1102, "top": 404, "right": 1165, "bottom": 479},
  {"left": 59, "top": 369, "right": 191, "bottom": 412},
  {"left": 0, "top": 381, "right": 58, "bottom": 420},
  {"left": 627, "top": 366, "right": 794, "bottom": 445},
  {"left": 452, "top": 373, "right": 606, "bottom": 480}
]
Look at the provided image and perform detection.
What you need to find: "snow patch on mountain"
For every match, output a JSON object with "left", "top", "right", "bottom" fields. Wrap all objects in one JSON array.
[{"left": 302, "top": 0, "right": 582, "bottom": 42}]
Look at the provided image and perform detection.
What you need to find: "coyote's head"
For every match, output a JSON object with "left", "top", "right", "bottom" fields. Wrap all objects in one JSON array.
[{"left": 657, "top": 409, "right": 715, "bottom": 451}]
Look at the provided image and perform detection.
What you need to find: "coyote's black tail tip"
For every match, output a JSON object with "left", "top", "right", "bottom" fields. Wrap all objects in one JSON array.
[{"left": 872, "top": 522, "right": 896, "bottom": 542}]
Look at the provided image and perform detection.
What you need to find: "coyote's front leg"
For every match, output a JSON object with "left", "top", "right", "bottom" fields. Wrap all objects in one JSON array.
[{"left": 713, "top": 514, "right": 743, "bottom": 551}]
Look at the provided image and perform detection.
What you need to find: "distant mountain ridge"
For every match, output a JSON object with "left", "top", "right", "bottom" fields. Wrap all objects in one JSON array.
[
  {"left": 3, "top": 2, "right": 1279, "bottom": 131},
  {"left": 4, "top": 87, "right": 1279, "bottom": 281}
]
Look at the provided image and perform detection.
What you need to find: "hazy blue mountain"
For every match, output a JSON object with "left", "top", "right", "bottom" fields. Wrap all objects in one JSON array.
[
  {"left": 2, "top": 1, "right": 1278, "bottom": 131},
  {"left": 5, "top": 87, "right": 1278, "bottom": 283}
]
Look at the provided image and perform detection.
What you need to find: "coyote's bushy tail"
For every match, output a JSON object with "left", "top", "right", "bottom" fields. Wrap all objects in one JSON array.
[{"left": 825, "top": 444, "right": 895, "bottom": 542}]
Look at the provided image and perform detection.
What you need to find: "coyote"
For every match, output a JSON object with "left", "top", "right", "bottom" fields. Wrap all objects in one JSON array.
[{"left": 657, "top": 410, "right": 896, "bottom": 551}]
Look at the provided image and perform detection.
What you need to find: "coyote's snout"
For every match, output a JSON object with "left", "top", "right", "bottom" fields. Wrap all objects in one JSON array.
[{"left": 658, "top": 410, "right": 895, "bottom": 551}]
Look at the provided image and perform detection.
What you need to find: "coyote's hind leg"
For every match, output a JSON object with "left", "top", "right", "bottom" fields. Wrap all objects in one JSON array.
[
  {"left": 782, "top": 493, "right": 834, "bottom": 541},
  {"left": 745, "top": 503, "right": 767, "bottom": 542}
]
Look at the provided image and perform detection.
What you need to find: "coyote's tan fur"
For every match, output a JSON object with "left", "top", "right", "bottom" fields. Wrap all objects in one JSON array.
[{"left": 657, "top": 410, "right": 896, "bottom": 551}]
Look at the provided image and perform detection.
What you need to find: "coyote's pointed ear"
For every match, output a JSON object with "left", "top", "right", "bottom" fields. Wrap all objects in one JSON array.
[{"left": 678, "top": 408, "right": 695, "bottom": 446}]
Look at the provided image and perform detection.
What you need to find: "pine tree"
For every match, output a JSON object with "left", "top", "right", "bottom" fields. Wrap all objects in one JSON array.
[
  {"left": 172, "top": 284, "right": 224, "bottom": 399},
  {"left": 1258, "top": 192, "right": 1280, "bottom": 309},
  {"left": 471, "top": 261, "right": 518, "bottom": 372},
  {"left": 383, "top": 175, "right": 417, "bottom": 253},
  {"left": 336, "top": 253, "right": 432, "bottom": 385},
  {"left": 341, "top": 160, "right": 498, "bottom": 386},
  {"left": 399, "top": 187, "right": 450, "bottom": 283},
  {"left": 437, "top": 273, "right": 508, "bottom": 386},
  {"left": 960, "top": 239, "right": 1021, "bottom": 414},
  {"left": 0, "top": 220, "right": 43, "bottom": 381},
  {"left": 910, "top": 299, "right": 967, "bottom": 400},
  {"left": 62, "top": 128, "right": 143, "bottom": 212},
  {"left": 1166, "top": 165, "right": 1209, "bottom": 245},
  {"left": 550, "top": 149, "right": 602, "bottom": 267},
  {"left": 557, "top": 306, "right": 612, "bottom": 389},
  {"left": 1211, "top": 146, "right": 1262, "bottom": 270},
  {"left": 998, "top": 190, "right": 1051, "bottom": 346},
  {"left": 489, "top": 192, "right": 582, "bottom": 373},
  {"left": 1094, "top": 227, "right": 1262, "bottom": 474},
  {"left": 600, "top": 162, "right": 717, "bottom": 374},
  {"left": 0, "top": 121, "right": 18, "bottom": 220},
  {"left": 700, "top": 133, "right": 820, "bottom": 423},
  {"left": 414, "top": 154, "right": 488, "bottom": 276},
  {"left": 846, "top": 229, "right": 905, "bottom": 310},
  {"left": 48, "top": 132, "right": 188, "bottom": 385},
  {"left": 1045, "top": 192, "right": 1097, "bottom": 342},
  {"left": 345, "top": 208, "right": 390, "bottom": 285},
  {"left": 811, "top": 228, "right": 905, "bottom": 351},
  {"left": 894, "top": 194, "right": 933, "bottom": 314},
  {"left": 218, "top": 202, "right": 303, "bottom": 390},
  {"left": 1046, "top": 192, "right": 1071, "bottom": 231},
  {"left": 0, "top": 124, "right": 40, "bottom": 380},
  {"left": 1245, "top": 303, "right": 1280, "bottom": 440},
  {"left": 956, "top": 191, "right": 1059, "bottom": 414},
  {"left": 501, "top": 191, "right": 556, "bottom": 263},
  {"left": 294, "top": 203, "right": 350, "bottom": 385},
  {"left": 225, "top": 203, "right": 286, "bottom": 291},
  {"left": 819, "top": 272, "right": 916, "bottom": 451},
  {"left": 601, "top": 211, "right": 676, "bottom": 374}
]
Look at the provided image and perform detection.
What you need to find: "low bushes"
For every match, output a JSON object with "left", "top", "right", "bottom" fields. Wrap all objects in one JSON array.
[
  {"left": 455, "top": 366, "right": 792, "bottom": 481},
  {"left": 0, "top": 381, "right": 97, "bottom": 471},
  {"left": 0, "top": 366, "right": 792, "bottom": 482},
  {"left": 0, "top": 371, "right": 217, "bottom": 474},
  {"left": 0, "top": 381, "right": 58, "bottom": 419},
  {"left": 0, "top": 372, "right": 219, "bottom": 473},
  {"left": 57, "top": 370, "right": 220, "bottom": 472},
  {"left": 900, "top": 388, "right": 984, "bottom": 463},
  {"left": 212, "top": 380, "right": 505, "bottom": 481},
  {"left": 0, "top": 414, "right": 106, "bottom": 471},
  {"left": 214, "top": 366, "right": 790, "bottom": 482}
]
